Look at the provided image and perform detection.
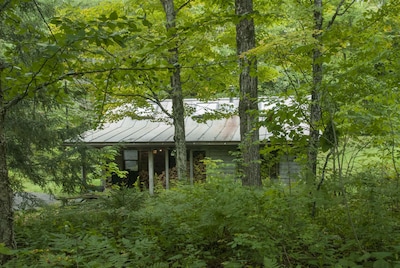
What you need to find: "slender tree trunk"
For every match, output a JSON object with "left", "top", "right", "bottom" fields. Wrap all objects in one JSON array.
[
  {"left": 308, "top": 0, "right": 323, "bottom": 182},
  {"left": 0, "top": 66, "right": 15, "bottom": 265},
  {"left": 160, "top": 0, "right": 187, "bottom": 181},
  {"left": 235, "top": 0, "right": 261, "bottom": 186}
]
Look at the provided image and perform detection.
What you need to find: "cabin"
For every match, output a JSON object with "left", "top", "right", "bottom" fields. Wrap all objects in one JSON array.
[{"left": 78, "top": 98, "right": 304, "bottom": 193}]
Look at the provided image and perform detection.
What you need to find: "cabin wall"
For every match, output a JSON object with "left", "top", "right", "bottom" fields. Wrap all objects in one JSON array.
[
  {"left": 195, "top": 146, "right": 301, "bottom": 181},
  {"left": 111, "top": 146, "right": 301, "bottom": 186},
  {"left": 279, "top": 155, "right": 301, "bottom": 182},
  {"left": 204, "top": 145, "right": 237, "bottom": 177}
]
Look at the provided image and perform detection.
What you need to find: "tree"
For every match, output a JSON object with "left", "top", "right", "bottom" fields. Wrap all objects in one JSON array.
[
  {"left": 235, "top": 0, "right": 261, "bottom": 186},
  {"left": 57, "top": 0, "right": 238, "bottom": 182},
  {"left": 307, "top": 0, "right": 323, "bottom": 181},
  {"left": 0, "top": 0, "right": 58, "bottom": 262},
  {"left": 0, "top": 1, "right": 102, "bottom": 263},
  {"left": 0, "top": 64, "right": 14, "bottom": 265},
  {"left": 159, "top": 0, "right": 187, "bottom": 181}
]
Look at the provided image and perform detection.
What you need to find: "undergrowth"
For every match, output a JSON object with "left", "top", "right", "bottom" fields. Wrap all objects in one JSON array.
[{"left": 5, "top": 174, "right": 400, "bottom": 267}]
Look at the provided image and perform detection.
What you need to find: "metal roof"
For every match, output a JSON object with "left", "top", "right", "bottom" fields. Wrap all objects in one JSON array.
[{"left": 80, "top": 98, "right": 305, "bottom": 146}]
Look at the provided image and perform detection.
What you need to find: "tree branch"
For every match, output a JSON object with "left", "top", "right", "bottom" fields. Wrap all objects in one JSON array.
[
  {"left": 147, "top": 87, "right": 172, "bottom": 118},
  {"left": 326, "top": 0, "right": 356, "bottom": 30},
  {"left": 177, "top": 0, "right": 193, "bottom": 13},
  {"left": 32, "top": 0, "right": 57, "bottom": 42}
]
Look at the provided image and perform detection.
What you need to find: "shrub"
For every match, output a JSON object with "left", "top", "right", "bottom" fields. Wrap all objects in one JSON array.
[{"left": 6, "top": 172, "right": 400, "bottom": 267}]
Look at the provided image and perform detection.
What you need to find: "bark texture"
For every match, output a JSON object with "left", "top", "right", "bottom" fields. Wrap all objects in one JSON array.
[
  {"left": 235, "top": 0, "right": 261, "bottom": 186},
  {"left": 160, "top": 0, "right": 187, "bottom": 181},
  {"left": 0, "top": 65, "right": 15, "bottom": 265},
  {"left": 308, "top": 0, "right": 323, "bottom": 181}
]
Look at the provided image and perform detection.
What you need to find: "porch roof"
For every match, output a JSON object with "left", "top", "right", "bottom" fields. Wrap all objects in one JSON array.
[
  {"left": 79, "top": 98, "right": 306, "bottom": 146},
  {"left": 82, "top": 115, "right": 270, "bottom": 145}
]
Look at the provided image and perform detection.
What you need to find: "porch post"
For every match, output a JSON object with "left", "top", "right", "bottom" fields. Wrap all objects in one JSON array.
[
  {"left": 165, "top": 149, "right": 170, "bottom": 190},
  {"left": 189, "top": 149, "right": 194, "bottom": 185},
  {"left": 148, "top": 150, "right": 154, "bottom": 195},
  {"left": 81, "top": 149, "right": 87, "bottom": 187}
]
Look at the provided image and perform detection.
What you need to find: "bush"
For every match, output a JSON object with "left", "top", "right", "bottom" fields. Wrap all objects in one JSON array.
[{"left": 6, "top": 172, "right": 400, "bottom": 267}]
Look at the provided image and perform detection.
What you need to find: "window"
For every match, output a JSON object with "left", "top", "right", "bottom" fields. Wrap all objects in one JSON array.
[{"left": 124, "top": 150, "right": 138, "bottom": 171}]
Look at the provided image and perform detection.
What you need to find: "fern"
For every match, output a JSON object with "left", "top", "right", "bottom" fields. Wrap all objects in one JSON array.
[
  {"left": 8, "top": 171, "right": 400, "bottom": 267},
  {"left": 264, "top": 257, "right": 281, "bottom": 268}
]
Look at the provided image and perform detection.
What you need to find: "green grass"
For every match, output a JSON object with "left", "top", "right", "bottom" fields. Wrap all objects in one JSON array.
[
  {"left": 22, "top": 180, "right": 46, "bottom": 193},
  {"left": 318, "top": 140, "right": 397, "bottom": 177},
  {"left": 21, "top": 179, "right": 62, "bottom": 195},
  {"left": 21, "top": 178, "right": 105, "bottom": 196}
]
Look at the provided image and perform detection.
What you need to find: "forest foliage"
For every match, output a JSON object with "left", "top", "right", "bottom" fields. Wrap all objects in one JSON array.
[
  {"left": 5, "top": 172, "right": 400, "bottom": 267},
  {"left": 1, "top": 0, "right": 400, "bottom": 266}
]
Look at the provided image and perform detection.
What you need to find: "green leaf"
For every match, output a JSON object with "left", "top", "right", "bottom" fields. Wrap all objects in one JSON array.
[
  {"left": 109, "top": 11, "right": 118, "bottom": 20},
  {"left": 371, "top": 252, "right": 392, "bottom": 260},
  {"left": 0, "top": 243, "right": 15, "bottom": 255},
  {"left": 168, "top": 254, "right": 183, "bottom": 261},
  {"left": 263, "top": 257, "right": 280, "bottom": 268},
  {"left": 98, "top": 14, "right": 107, "bottom": 22},
  {"left": 142, "top": 18, "right": 153, "bottom": 28},
  {"left": 373, "top": 259, "right": 391, "bottom": 268}
]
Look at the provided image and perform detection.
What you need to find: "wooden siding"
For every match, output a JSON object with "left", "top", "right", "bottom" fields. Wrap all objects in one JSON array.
[
  {"left": 279, "top": 155, "right": 301, "bottom": 182},
  {"left": 205, "top": 146, "right": 237, "bottom": 177}
]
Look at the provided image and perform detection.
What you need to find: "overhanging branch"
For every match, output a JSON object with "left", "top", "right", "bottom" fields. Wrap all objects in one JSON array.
[
  {"left": 326, "top": 0, "right": 356, "bottom": 30},
  {"left": 177, "top": 0, "right": 193, "bottom": 13}
]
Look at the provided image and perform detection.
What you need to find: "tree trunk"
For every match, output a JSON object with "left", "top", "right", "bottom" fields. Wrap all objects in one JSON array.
[
  {"left": 0, "top": 66, "right": 15, "bottom": 265},
  {"left": 160, "top": 0, "right": 187, "bottom": 181},
  {"left": 235, "top": 0, "right": 261, "bottom": 186},
  {"left": 308, "top": 0, "right": 323, "bottom": 182}
]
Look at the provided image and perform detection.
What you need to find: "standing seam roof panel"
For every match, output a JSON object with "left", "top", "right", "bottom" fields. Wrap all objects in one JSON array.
[
  {"left": 80, "top": 98, "right": 308, "bottom": 144},
  {"left": 85, "top": 119, "right": 130, "bottom": 143}
]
